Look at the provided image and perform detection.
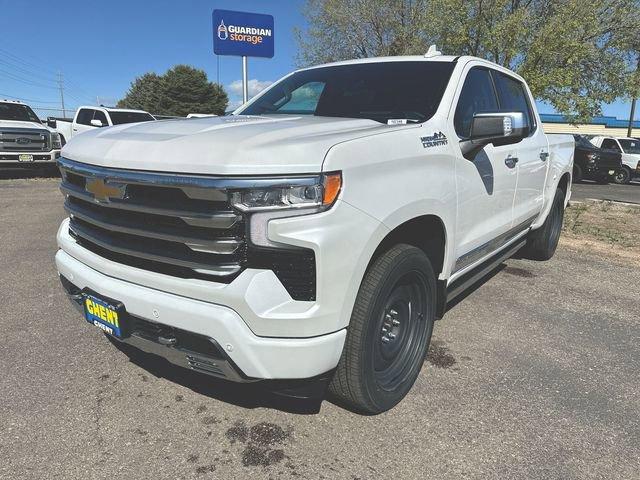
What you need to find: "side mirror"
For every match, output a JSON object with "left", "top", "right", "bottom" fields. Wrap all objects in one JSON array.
[
  {"left": 460, "top": 111, "right": 529, "bottom": 160},
  {"left": 47, "top": 117, "right": 57, "bottom": 129},
  {"left": 90, "top": 119, "right": 104, "bottom": 127}
]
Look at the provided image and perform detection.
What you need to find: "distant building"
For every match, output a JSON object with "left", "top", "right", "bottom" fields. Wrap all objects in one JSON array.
[{"left": 541, "top": 113, "right": 640, "bottom": 137}]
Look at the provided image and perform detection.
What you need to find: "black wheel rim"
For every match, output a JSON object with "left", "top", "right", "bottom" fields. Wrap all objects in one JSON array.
[
  {"left": 373, "top": 271, "right": 429, "bottom": 392},
  {"left": 614, "top": 169, "right": 629, "bottom": 183}
]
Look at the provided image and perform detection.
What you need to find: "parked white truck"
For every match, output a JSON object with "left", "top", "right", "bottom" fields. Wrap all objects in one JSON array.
[
  {"left": 589, "top": 136, "right": 640, "bottom": 184},
  {"left": 54, "top": 106, "right": 155, "bottom": 145},
  {"left": 55, "top": 53, "right": 573, "bottom": 413},
  {"left": 0, "top": 99, "right": 61, "bottom": 166}
]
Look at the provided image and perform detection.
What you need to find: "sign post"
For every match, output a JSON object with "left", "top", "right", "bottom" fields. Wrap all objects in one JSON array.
[
  {"left": 242, "top": 56, "right": 248, "bottom": 103},
  {"left": 212, "top": 9, "right": 275, "bottom": 105}
]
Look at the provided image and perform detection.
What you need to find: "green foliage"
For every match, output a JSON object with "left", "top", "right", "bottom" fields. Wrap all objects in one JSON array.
[
  {"left": 296, "top": 0, "right": 640, "bottom": 121},
  {"left": 117, "top": 65, "right": 228, "bottom": 116}
]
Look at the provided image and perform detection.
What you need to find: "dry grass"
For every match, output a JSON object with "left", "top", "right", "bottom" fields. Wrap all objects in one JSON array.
[{"left": 561, "top": 201, "right": 640, "bottom": 266}]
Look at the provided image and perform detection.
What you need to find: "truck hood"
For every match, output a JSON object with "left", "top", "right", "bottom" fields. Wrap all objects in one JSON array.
[
  {"left": 0, "top": 119, "right": 51, "bottom": 131},
  {"left": 61, "top": 115, "right": 405, "bottom": 175}
]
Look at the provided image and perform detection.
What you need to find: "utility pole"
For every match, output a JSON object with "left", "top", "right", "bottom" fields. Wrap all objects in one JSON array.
[
  {"left": 627, "top": 98, "right": 636, "bottom": 138},
  {"left": 57, "top": 71, "right": 66, "bottom": 118},
  {"left": 628, "top": 55, "right": 640, "bottom": 138}
]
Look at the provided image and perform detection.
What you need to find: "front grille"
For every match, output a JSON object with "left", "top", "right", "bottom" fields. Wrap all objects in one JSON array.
[
  {"left": 0, "top": 128, "right": 50, "bottom": 152},
  {"left": 58, "top": 158, "right": 317, "bottom": 300}
]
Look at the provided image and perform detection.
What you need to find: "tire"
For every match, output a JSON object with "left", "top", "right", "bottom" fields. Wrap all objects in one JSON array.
[
  {"left": 613, "top": 166, "right": 631, "bottom": 185},
  {"left": 523, "top": 187, "right": 565, "bottom": 261},
  {"left": 572, "top": 164, "right": 583, "bottom": 183},
  {"left": 328, "top": 244, "right": 436, "bottom": 414}
]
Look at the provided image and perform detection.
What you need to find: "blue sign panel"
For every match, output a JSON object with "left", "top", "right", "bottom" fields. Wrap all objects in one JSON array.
[{"left": 213, "top": 9, "right": 274, "bottom": 58}]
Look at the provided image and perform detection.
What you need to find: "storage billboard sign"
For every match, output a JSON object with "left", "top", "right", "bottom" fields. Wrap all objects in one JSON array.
[{"left": 212, "top": 9, "right": 274, "bottom": 58}]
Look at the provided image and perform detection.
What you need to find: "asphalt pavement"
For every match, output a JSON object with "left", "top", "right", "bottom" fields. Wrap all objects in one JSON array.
[
  {"left": 1, "top": 176, "right": 639, "bottom": 480},
  {"left": 571, "top": 179, "right": 640, "bottom": 204}
]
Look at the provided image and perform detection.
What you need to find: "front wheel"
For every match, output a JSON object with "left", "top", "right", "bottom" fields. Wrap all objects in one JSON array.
[
  {"left": 613, "top": 166, "right": 631, "bottom": 185},
  {"left": 329, "top": 244, "right": 436, "bottom": 414},
  {"left": 522, "top": 187, "right": 565, "bottom": 261}
]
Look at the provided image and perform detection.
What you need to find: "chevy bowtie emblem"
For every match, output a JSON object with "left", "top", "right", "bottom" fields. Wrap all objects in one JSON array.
[{"left": 85, "top": 178, "right": 126, "bottom": 203}]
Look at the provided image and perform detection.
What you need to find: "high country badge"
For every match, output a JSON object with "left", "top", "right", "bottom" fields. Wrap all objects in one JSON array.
[{"left": 420, "top": 132, "right": 448, "bottom": 148}]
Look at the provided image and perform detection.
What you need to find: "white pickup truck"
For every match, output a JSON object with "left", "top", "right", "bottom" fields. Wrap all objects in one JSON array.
[
  {"left": 590, "top": 136, "right": 640, "bottom": 184},
  {"left": 55, "top": 53, "right": 573, "bottom": 413},
  {"left": 53, "top": 106, "right": 155, "bottom": 145},
  {"left": 0, "top": 100, "right": 61, "bottom": 166}
]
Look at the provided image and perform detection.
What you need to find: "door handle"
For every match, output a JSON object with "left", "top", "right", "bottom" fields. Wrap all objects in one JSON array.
[
  {"left": 540, "top": 151, "right": 549, "bottom": 161},
  {"left": 505, "top": 155, "right": 519, "bottom": 168}
]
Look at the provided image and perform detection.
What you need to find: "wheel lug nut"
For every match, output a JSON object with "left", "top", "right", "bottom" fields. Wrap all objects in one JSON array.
[
  {"left": 381, "top": 336, "right": 390, "bottom": 343},
  {"left": 392, "top": 319, "right": 400, "bottom": 326},
  {"left": 388, "top": 333, "right": 396, "bottom": 340},
  {"left": 390, "top": 309, "right": 398, "bottom": 316}
]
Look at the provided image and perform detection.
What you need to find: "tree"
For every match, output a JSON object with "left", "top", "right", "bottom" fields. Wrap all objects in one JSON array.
[
  {"left": 116, "top": 73, "right": 164, "bottom": 113},
  {"left": 296, "top": 0, "right": 640, "bottom": 121},
  {"left": 118, "top": 65, "right": 228, "bottom": 116}
]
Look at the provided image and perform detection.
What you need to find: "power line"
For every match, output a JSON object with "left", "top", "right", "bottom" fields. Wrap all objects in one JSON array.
[
  {"left": 0, "top": 56, "right": 59, "bottom": 84},
  {"left": 0, "top": 43, "right": 104, "bottom": 109},
  {"left": 0, "top": 93, "right": 61, "bottom": 103},
  {"left": 0, "top": 69, "right": 59, "bottom": 89}
]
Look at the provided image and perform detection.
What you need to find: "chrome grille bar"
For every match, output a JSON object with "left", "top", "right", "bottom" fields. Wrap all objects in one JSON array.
[
  {"left": 64, "top": 200, "right": 242, "bottom": 254},
  {"left": 69, "top": 221, "right": 242, "bottom": 276},
  {"left": 60, "top": 183, "right": 242, "bottom": 229}
]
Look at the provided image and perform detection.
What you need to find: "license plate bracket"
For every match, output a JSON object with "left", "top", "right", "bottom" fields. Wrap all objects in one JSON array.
[{"left": 82, "top": 291, "right": 129, "bottom": 338}]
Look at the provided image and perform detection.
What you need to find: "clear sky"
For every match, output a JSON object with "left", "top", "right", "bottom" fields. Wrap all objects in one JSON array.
[{"left": 0, "top": 0, "right": 634, "bottom": 121}]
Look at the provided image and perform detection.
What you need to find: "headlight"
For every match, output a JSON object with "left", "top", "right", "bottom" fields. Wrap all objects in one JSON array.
[
  {"left": 231, "top": 172, "right": 342, "bottom": 249},
  {"left": 51, "top": 132, "right": 62, "bottom": 149},
  {"left": 230, "top": 172, "right": 342, "bottom": 212}
]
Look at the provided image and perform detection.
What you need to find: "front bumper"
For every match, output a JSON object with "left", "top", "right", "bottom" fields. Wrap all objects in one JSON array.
[
  {"left": 0, "top": 150, "right": 60, "bottom": 164},
  {"left": 56, "top": 249, "right": 346, "bottom": 380}
]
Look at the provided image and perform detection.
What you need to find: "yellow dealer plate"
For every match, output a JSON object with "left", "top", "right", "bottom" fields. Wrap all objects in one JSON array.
[{"left": 82, "top": 293, "right": 127, "bottom": 338}]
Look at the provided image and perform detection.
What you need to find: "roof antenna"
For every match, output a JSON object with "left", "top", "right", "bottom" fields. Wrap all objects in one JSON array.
[{"left": 424, "top": 45, "right": 442, "bottom": 58}]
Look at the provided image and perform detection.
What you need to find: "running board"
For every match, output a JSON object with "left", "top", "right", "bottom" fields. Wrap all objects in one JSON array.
[{"left": 445, "top": 239, "right": 527, "bottom": 304}]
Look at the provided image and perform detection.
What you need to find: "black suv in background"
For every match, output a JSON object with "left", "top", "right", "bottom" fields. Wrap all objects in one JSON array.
[{"left": 572, "top": 135, "right": 622, "bottom": 183}]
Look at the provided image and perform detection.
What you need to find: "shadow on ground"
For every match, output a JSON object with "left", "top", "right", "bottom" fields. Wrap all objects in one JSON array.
[
  {"left": 109, "top": 337, "right": 327, "bottom": 415},
  {"left": 0, "top": 166, "right": 59, "bottom": 180}
]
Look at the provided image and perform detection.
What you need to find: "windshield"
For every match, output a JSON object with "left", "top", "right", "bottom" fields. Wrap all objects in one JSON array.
[
  {"left": 573, "top": 135, "right": 596, "bottom": 148},
  {"left": 109, "top": 111, "right": 155, "bottom": 125},
  {"left": 239, "top": 61, "right": 456, "bottom": 124},
  {"left": 618, "top": 139, "right": 640, "bottom": 154},
  {"left": 0, "top": 102, "right": 40, "bottom": 123}
]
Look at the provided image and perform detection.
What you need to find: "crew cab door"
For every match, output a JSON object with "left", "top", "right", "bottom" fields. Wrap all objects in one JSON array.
[
  {"left": 448, "top": 66, "right": 517, "bottom": 273},
  {"left": 492, "top": 71, "right": 548, "bottom": 225}
]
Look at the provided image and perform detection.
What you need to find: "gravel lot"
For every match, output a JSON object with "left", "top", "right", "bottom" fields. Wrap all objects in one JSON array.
[{"left": 1, "top": 176, "right": 638, "bottom": 480}]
